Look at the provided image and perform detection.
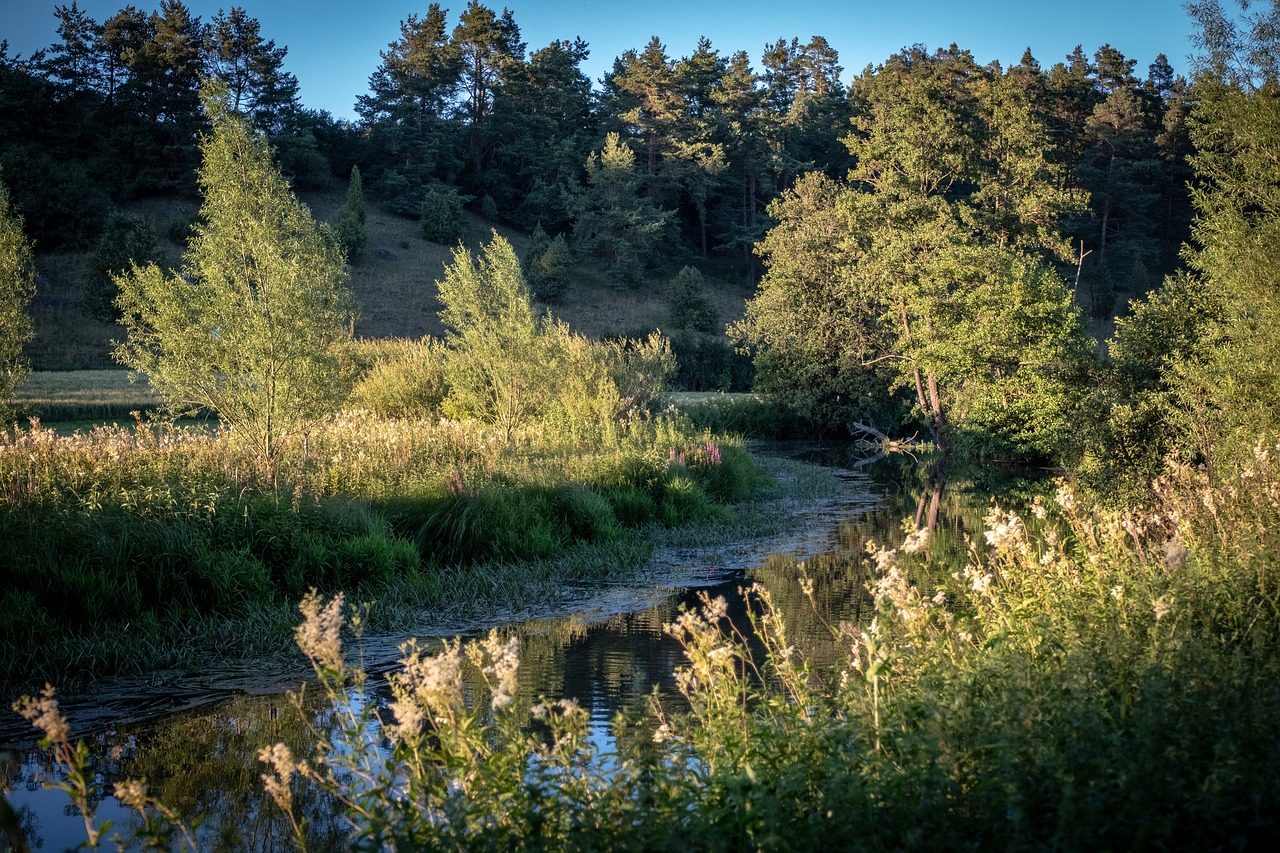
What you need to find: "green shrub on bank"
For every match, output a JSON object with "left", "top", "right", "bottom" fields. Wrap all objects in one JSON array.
[{"left": 347, "top": 337, "right": 449, "bottom": 419}]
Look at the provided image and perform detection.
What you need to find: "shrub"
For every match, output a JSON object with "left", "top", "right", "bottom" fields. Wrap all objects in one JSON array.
[
  {"left": 668, "top": 265, "right": 716, "bottom": 333},
  {"left": 85, "top": 212, "right": 164, "bottom": 323},
  {"left": 347, "top": 337, "right": 449, "bottom": 419},
  {"left": 528, "top": 233, "right": 573, "bottom": 303},
  {"left": 421, "top": 188, "right": 464, "bottom": 244}
]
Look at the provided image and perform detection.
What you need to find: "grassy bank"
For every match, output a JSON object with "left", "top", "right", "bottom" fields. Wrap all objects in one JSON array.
[{"left": 0, "top": 411, "right": 817, "bottom": 691}]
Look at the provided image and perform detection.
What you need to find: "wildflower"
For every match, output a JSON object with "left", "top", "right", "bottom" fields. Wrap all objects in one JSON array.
[
  {"left": 114, "top": 779, "right": 149, "bottom": 811},
  {"left": 1032, "top": 498, "right": 1048, "bottom": 520},
  {"left": 1164, "top": 537, "right": 1188, "bottom": 572},
  {"left": 652, "top": 723, "right": 672, "bottom": 744},
  {"left": 1055, "top": 483, "right": 1077, "bottom": 512},
  {"left": 295, "top": 590, "right": 345, "bottom": 672},
  {"left": 471, "top": 630, "right": 521, "bottom": 712},
  {"left": 983, "top": 508, "right": 1027, "bottom": 553},
  {"left": 901, "top": 526, "right": 929, "bottom": 555},
  {"left": 1111, "top": 585, "right": 1125, "bottom": 601},
  {"left": 12, "top": 684, "right": 70, "bottom": 745},
  {"left": 1153, "top": 596, "right": 1172, "bottom": 620}
]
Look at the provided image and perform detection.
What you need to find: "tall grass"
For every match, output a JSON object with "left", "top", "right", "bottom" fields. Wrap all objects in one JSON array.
[{"left": 0, "top": 412, "right": 762, "bottom": 689}]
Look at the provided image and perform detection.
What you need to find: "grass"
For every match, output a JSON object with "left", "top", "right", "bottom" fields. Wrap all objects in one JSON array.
[
  {"left": 0, "top": 411, "right": 794, "bottom": 692},
  {"left": 10, "top": 369, "right": 159, "bottom": 422}
]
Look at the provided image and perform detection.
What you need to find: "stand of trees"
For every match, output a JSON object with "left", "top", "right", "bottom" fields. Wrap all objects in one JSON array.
[{"left": 2, "top": 2, "right": 1192, "bottom": 293}]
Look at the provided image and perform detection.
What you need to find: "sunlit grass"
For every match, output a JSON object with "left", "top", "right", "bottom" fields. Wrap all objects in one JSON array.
[
  {"left": 0, "top": 410, "right": 784, "bottom": 691},
  {"left": 11, "top": 370, "right": 160, "bottom": 422}
]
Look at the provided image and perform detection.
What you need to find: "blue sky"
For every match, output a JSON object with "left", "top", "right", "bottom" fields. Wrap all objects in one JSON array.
[{"left": 6, "top": 0, "right": 1197, "bottom": 120}]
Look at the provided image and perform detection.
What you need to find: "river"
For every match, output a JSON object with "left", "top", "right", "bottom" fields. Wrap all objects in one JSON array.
[{"left": 1, "top": 445, "right": 1031, "bottom": 850}]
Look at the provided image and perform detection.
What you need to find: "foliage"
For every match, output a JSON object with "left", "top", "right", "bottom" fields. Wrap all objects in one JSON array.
[
  {"left": 347, "top": 337, "right": 449, "bottom": 419},
  {"left": 420, "top": 186, "right": 465, "bottom": 244},
  {"left": 735, "top": 50, "right": 1096, "bottom": 460},
  {"left": 0, "top": 179, "right": 36, "bottom": 421},
  {"left": 113, "top": 84, "right": 357, "bottom": 477},
  {"left": 570, "top": 132, "right": 672, "bottom": 288},
  {"left": 437, "top": 234, "right": 674, "bottom": 442},
  {"left": 1165, "top": 0, "right": 1280, "bottom": 470},
  {"left": 335, "top": 165, "right": 368, "bottom": 263},
  {"left": 84, "top": 211, "right": 164, "bottom": 323},
  {"left": 436, "top": 233, "right": 543, "bottom": 440},
  {"left": 0, "top": 412, "right": 758, "bottom": 688},
  {"left": 525, "top": 227, "right": 573, "bottom": 303},
  {"left": 667, "top": 265, "right": 716, "bottom": 333},
  {"left": 25, "top": 436, "right": 1279, "bottom": 850}
]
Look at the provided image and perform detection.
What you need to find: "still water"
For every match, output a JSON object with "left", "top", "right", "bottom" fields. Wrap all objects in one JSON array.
[{"left": 1, "top": 447, "right": 1029, "bottom": 850}]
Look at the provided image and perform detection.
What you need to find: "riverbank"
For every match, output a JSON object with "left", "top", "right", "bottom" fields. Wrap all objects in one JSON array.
[{"left": 0, "top": 416, "right": 844, "bottom": 695}]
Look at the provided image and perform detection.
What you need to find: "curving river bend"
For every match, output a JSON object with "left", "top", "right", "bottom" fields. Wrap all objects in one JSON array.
[{"left": 1, "top": 445, "right": 1024, "bottom": 850}]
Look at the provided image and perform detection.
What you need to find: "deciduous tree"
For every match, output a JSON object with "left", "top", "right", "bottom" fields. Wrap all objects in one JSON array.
[
  {"left": 0, "top": 179, "right": 36, "bottom": 420},
  {"left": 114, "top": 83, "right": 356, "bottom": 478}
]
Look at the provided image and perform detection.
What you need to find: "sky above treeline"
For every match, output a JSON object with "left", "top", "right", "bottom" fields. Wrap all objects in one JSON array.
[{"left": 6, "top": 0, "right": 1198, "bottom": 121}]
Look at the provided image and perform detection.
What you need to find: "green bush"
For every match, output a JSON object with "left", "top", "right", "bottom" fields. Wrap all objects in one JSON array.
[
  {"left": 421, "top": 188, "right": 464, "bottom": 244},
  {"left": 347, "top": 337, "right": 450, "bottom": 419},
  {"left": 668, "top": 265, "right": 716, "bottom": 333},
  {"left": 85, "top": 212, "right": 164, "bottom": 323}
]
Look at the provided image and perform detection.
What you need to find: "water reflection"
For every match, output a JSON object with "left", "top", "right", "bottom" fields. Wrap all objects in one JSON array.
[{"left": 2, "top": 450, "right": 1038, "bottom": 850}]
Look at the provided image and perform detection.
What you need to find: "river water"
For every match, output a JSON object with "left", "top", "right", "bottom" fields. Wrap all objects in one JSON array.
[{"left": 1, "top": 446, "right": 1025, "bottom": 850}]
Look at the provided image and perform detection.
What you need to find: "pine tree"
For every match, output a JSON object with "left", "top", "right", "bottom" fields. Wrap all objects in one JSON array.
[
  {"left": 570, "top": 132, "right": 670, "bottom": 288},
  {"left": 85, "top": 211, "right": 164, "bottom": 322},
  {"left": 114, "top": 83, "right": 356, "bottom": 478},
  {"left": 336, "top": 165, "right": 368, "bottom": 262}
]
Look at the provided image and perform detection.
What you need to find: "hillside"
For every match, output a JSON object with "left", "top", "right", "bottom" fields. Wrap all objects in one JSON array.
[{"left": 25, "top": 188, "right": 755, "bottom": 373}]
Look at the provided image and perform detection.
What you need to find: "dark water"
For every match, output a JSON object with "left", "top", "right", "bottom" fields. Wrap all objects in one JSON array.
[{"left": 1, "top": 447, "right": 1028, "bottom": 850}]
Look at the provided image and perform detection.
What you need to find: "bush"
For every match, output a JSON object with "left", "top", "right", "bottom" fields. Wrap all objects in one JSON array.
[
  {"left": 85, "top": 212, "right": 165, "bottom": 323},
  {"left": 668, "top": 265, "right": 716, "bottom": 333},
  {"left": 421, "top": 188, "right": 465, "bottom": 244},
  {"left": 528, "top": 232, "right": 573, "bottom": 303},
  {"left": 347, "top": 337, "right": 450, "bottom": 419}
]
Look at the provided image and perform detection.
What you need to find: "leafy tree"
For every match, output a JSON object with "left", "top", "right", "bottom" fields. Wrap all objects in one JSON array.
[
  {"left": 436, "top": 233, "right": 545, "bottom": 442},
  {"left": 737, "top": 49, "right": 1093, "bottom": 459},
  {"left": 570, "top": 132, "right": 671, "bottom": 287},
  {"left": 1158, "top": 0, "right": 1280, "bottom": 468},
  {"left": 114, "top": 84, "right": 356, "bottom": 478},
  {"left": 0, "top": 179, "right": 36, "bottom": 420},
  {"left": 85, "top": 211, "right": 164, "bottom": 322},
  {"left": 336, "top": 165, "right": 368, "bottom": 262}
]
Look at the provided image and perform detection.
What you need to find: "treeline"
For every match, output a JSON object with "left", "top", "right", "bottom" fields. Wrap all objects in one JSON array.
[{"left": 3, "top": 1, "right": 1190, "bottom": 303}]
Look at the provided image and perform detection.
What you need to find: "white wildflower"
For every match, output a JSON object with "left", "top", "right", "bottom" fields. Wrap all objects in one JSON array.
[
  {"left": 1153, "top": 596, "right": 1172, "bottom": 620},
  {"left": 114, "top": 779, "right": 149, "bottom": 811},
  {"left": 295, "top": 590, "right": 345, "bottom": 672},
  {"left": 12, "top": 684, "right": 70, "bottom": 745},
  {"left": 901, "top": 526, "right": 930, "bottom": 555}
]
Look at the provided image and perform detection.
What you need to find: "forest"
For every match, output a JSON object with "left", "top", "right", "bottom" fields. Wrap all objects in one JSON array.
[{"left": 4, "top": 0, "right": 1280, "bottom": 848}]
